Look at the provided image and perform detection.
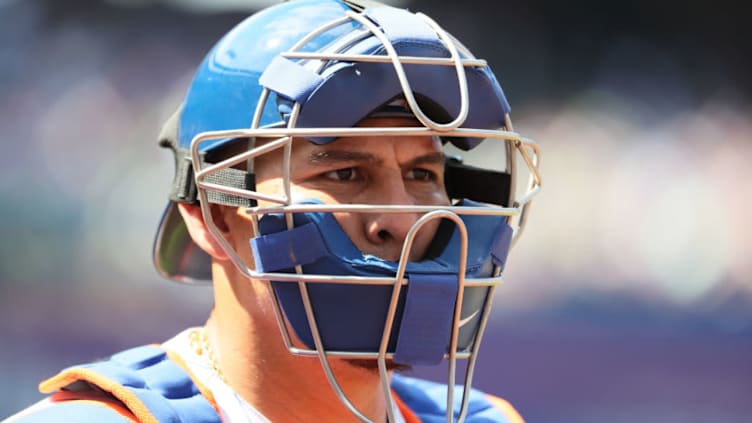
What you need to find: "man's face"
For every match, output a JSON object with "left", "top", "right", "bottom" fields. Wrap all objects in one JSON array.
[{"left": 252, "top": 116, "right": 450, "bottom": 262}]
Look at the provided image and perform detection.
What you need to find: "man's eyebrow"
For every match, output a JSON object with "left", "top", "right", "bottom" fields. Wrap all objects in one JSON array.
[
  {"left": 306, "top": 150, "right": 445, "bottom": 167},
  {"left": 408, "top": 152, "right": 445, "bottom": 167},
  {"left": 307, "top": 150, "right": 382, "bottom": 166}
]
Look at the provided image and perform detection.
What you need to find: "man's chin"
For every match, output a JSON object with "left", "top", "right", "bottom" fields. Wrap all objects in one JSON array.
[{"left": 344, "top": 358, "right": 411, "bottom": 373}]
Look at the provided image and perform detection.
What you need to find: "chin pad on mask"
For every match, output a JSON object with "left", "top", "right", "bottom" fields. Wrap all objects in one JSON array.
[{"left": 250, "top": 199, "right": 512, "bottom": 365}]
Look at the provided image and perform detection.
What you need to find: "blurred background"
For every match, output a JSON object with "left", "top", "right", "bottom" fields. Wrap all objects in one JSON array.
[{"left": 1, "top": 0, "right": 750, "bottom": 422}]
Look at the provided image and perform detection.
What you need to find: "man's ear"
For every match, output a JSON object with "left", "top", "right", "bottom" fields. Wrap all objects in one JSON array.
[{"left": 177, "top": 203, "right": 229, "bottom": 260}]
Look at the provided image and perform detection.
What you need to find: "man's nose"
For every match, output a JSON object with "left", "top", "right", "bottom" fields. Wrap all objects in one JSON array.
[{"left": 363, "top": 175, "right": 423, "bottom": 261}]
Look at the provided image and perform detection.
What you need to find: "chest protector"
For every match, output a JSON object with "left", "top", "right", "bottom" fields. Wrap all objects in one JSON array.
[{"left": 30, "top": 345, "right": 517, "bottom": 422}]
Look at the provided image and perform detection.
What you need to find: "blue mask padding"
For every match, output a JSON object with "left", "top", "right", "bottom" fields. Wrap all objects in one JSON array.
[
  {"left": 393, "top": 273, "right": 458, "bottom": 365},
  {"left": 491, "top": 222, "right": 514, "bottom": 270},
  {"left": 366, "top": 6, "right": 437, "bottom": 41},
  {"left": 259, "top": 56, "right": 325, "bottom": 103},
  {"left": 252, "top": 200, "right": 511, "bottom": 275},
  {"left": 259, "top": 6, "right": 510, "bottom": 150},
  {"left": 251, "top": 199, "right": 512, "bottom": 353},
  {"left": 251, "top": 222, "right": 329, "bottom": 273}
]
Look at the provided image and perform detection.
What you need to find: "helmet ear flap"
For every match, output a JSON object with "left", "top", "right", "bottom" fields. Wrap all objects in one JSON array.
[{"left": 444, "top": 156, "right": 512, "bottom": 207}]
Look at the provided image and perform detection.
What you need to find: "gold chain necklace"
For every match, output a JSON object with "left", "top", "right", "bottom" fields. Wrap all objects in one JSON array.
[{"left": 188, "top": 327, "right": 227, "bottom": 383}]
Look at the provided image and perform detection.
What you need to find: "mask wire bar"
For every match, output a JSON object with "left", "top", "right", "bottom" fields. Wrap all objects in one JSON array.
[
  {"left": 375, "top": 209, "right": 470, "bottom": 423},
  {"left": 344, "top": 10, "right": 469, "bottom": 132}
]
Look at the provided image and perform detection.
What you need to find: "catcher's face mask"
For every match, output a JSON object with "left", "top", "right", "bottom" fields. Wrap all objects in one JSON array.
[{"left": 153, "top": 1, "right": 541, "bottom": 421}]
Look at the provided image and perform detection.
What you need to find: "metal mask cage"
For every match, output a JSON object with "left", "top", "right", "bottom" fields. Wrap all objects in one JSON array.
[{"left": 186, "top": 7, "right": 541, "bottom": 423}]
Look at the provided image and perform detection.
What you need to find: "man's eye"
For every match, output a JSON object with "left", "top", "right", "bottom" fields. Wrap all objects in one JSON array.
[
  {"left": 407, "top": 168, "right": 434, "bottom": 182},
  {"left": 324, "top": 168, "right": 358, "bottom": 181}
]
